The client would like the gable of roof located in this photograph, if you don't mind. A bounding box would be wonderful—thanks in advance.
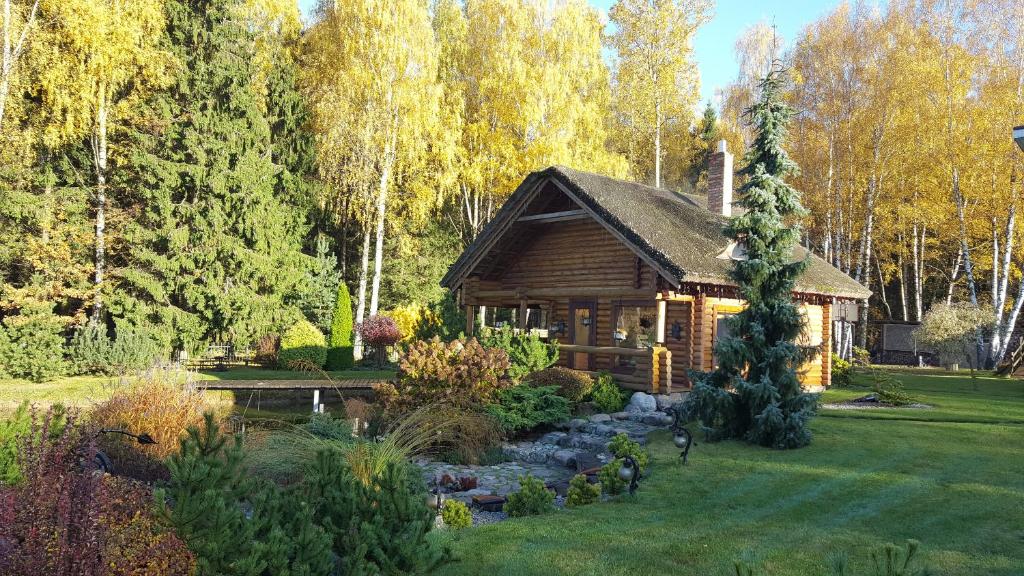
[442,165,871,300]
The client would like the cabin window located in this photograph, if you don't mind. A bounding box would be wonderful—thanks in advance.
[611,301,657,372]
[481,306,549,338]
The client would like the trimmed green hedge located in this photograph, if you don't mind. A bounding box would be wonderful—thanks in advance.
[278,319,327,369]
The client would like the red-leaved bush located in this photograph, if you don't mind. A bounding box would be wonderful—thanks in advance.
[358,315,403,367]
[0,407,193,576]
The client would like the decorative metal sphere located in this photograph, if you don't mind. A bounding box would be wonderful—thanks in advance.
[673,432,690,449]
[618,462,634,482]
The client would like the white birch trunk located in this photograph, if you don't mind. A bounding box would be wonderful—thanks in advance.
[91,87,108,323]
[0,0,38,132]
[353,223,371,360]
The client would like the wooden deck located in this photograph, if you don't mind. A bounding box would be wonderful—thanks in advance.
[199,379,388,391]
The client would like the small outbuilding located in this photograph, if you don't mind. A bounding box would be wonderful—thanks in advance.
[441,143,871,393]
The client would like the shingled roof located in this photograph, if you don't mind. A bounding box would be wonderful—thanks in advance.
[442,165,871,300]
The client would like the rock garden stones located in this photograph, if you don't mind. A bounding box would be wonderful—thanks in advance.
[625,391,657,413]
[588,413,612,423]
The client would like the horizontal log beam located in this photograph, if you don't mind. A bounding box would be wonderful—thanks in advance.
[558,344,654,357]
[517,209,587,223]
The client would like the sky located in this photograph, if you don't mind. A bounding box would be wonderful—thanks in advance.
[295,0,840,109]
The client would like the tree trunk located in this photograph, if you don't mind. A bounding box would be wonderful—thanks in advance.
[991,203,1017,362]
[654,98,662,188]
[0,0,38,132]
[945,247,961,306]
[353,222,371,360]
[90,88,108,324]
[368,122,397,319]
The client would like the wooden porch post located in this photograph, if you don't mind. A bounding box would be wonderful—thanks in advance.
[656,299,667,343]
[518,299,529,331]
[465,305,475,337]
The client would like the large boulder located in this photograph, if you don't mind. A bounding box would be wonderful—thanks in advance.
[625,391,657,413]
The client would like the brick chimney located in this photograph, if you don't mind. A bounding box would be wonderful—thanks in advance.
[707,139,733,217]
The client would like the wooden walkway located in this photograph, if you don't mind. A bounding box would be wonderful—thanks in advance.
[199,379,388,391]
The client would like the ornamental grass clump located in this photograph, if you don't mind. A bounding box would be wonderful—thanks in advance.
[680,65,818,449]
[89,371,212,481]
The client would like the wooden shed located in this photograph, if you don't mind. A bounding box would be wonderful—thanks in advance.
[441,152,871,394]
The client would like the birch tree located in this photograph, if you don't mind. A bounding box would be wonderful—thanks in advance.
[609,0,709,188]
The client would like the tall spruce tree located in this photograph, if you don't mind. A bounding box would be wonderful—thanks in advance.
[119,0,311,353]
[682,65,817,449]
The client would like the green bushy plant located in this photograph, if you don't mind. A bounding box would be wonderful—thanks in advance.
[277,318,327,369]
[0,401,67,485]
[504,474,555,517]
[607,432,649,473]
[326,281,354,370]
[391,336,511,412]
[302,448,447,573]
[305,412,350,440]
[872,373,916,406]
[0,302,66,382]
[590,371,627,413]
[597,460,625,496]
[414,290,467,342]
[68,322,164,376]
[479,326,558,382]
[565,473,600,507]
[527,366,593,402]
[485,384,571,435]
[441,499,472,530]
[831,353,853,387]
[160,413,334,576]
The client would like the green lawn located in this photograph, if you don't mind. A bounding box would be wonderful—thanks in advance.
[440,372,1024,576]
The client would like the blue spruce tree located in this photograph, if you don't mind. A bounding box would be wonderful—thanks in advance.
[683,65,817,449]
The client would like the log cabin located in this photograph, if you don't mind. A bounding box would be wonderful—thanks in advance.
[441,142,871,394]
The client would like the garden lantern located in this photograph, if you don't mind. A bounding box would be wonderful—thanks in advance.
[1015,125,1024,152]
[672,426,693,465]
[617,455,641,495]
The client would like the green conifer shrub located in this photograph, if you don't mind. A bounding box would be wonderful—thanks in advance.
[484,384,571,435]
[597,461,625,496]
[441,500,472,530]
[302,448,447,573]
[504,474,555,517]
[527,366,593,402]
[680,65,818,449]
[159,413,333,575]
[607,432,648,473]
[565,474,600,507]
[590,371,627,413]
[68,322,163,376]
[392,337,511,411]
[479,326,558,382]
[278,319,327,369]
[326,281,354,370]
[0,302,66,382]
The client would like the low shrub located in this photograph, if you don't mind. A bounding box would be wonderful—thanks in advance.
[0,401,67,485]
[0,408,194,575]
[485,384,571,435]
[68,322,163,376]
[302,449,447,573]
[565,473,600,507]
[89,373,210,481]
[590,371,627,413]
[0,301,66,382]
[441,499,473,529]
[597,460,626,496]
[161,414,334,575]
[413,290,467,342]
[253,333,280,367]
[393,337,511,412]
[278,319,328,369]
[479,326,559,382]
[504,474,555,517]
[306,412,351,440]
[831,353,854,387]
[527,366,593,402]
[873,376,917,406]
[608,432,648,473]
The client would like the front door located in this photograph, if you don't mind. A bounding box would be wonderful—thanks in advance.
[569,300,596,370]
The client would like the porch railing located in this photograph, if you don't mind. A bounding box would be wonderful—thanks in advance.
[558,344,673,394]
